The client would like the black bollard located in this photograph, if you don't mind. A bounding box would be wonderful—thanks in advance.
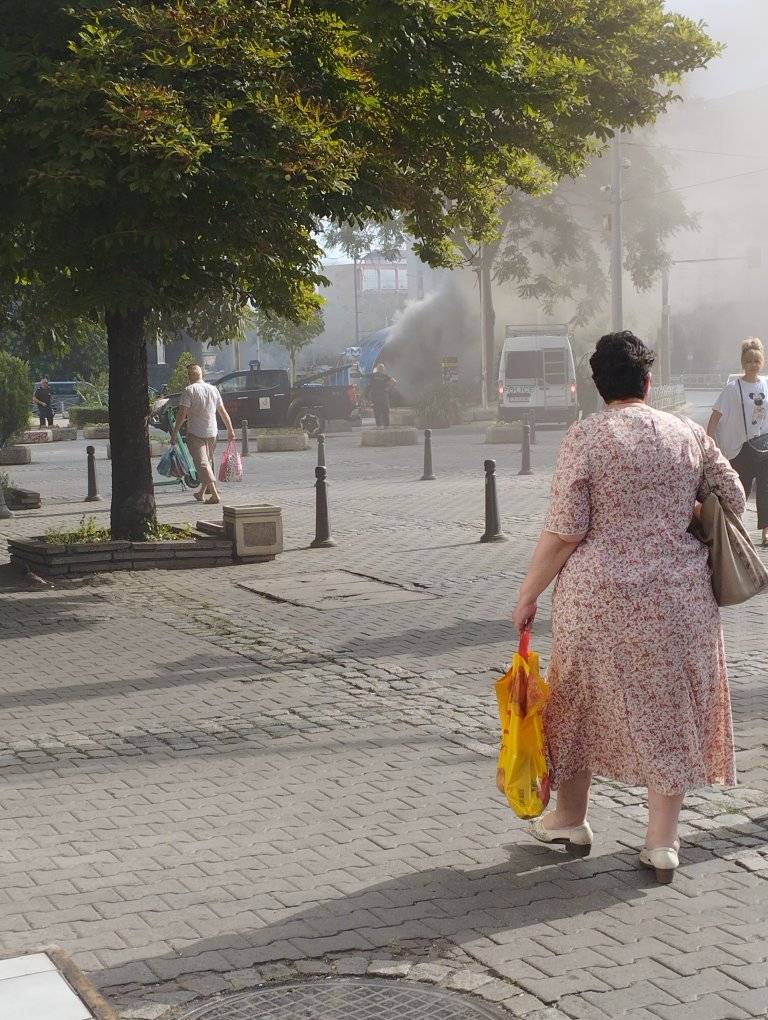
[519,424,533,476]
[84,445,102,502]
[310,465,336,547]
[241,419,250,457]
[480,458,507,543]
[528,412,537,446]
[420,428,436,481]
[317,433,326,468]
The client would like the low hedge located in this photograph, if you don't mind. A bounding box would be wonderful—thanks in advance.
[68,406,110,427]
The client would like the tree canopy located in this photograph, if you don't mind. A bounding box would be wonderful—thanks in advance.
[0,0,718,535]
[1,1,718,323]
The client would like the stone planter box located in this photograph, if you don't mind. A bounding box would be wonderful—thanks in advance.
[256,432,308,452]
[52,428,78,441]
[0,446,32,465]
[361,427,418,447]
[3,486,41,510]
[485,423,523,444]
[83,426,110,440]
[389,408,417,427]
[8,530,234,578]
[19,429,53,444]
[222,504,283,562]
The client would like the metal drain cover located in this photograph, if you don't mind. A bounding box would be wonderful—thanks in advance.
[177,978,510,1019]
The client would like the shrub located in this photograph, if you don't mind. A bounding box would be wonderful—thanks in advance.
[68,406,110,427]
[0,352,32,448]
[413,381,470,428]
[166,351,195,394]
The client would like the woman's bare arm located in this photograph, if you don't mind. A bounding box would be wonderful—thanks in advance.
[706,409,722,440]
[512,530,585,633]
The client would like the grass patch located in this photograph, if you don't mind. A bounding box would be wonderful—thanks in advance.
[45,516,195,544]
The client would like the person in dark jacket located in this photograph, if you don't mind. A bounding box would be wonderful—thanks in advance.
[33,377,54,427]
[367,364,396,427]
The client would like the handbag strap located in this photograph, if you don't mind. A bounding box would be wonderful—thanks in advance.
[680,415,714,498]
[737,378,750,443]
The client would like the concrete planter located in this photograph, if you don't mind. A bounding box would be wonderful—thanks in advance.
[485,423,523,444]
[8,530,234,578]
[3,487,41,510]
[52,428,78,442]
[222,504,283,562]
[83,426,110,440]
[361,427,418,447]
[389,408,417,427]
[19,429,53,444]
[256,432,308,452]
[0,446,32,465]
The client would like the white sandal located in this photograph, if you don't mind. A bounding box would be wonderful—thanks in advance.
[528,814,593,857]
[639,846,679,884]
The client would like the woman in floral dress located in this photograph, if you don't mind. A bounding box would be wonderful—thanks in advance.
[512,331,746,882]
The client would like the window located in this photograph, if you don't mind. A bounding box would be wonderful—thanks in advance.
[251,371,289,391]
[361,268,379,291]
[505,351,543,379]
[217,374,249,394]
[543,349,567,385]
[397,269,409,290]
[380,268,397,290]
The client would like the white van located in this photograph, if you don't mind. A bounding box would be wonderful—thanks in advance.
[497,325,578,424]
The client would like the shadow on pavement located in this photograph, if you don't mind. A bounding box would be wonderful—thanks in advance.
[92,817,768,996]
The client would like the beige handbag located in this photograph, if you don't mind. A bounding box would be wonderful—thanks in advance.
[686,420,768,607]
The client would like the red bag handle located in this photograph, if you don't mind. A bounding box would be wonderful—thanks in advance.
[518,629,531,659]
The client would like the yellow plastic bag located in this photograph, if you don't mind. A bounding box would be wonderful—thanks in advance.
[495,630,551,819]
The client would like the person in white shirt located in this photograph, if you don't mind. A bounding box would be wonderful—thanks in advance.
[171,364,235,505]
[707,337,768,545]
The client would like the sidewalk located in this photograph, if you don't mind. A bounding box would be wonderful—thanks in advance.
[1,416,768,1020]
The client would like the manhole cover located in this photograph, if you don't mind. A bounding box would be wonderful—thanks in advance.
[177,978,510,1019]
[238,570,433,610]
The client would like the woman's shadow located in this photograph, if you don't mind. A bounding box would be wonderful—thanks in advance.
[93,815,768,995]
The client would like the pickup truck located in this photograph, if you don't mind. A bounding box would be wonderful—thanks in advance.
[154,366,359,436]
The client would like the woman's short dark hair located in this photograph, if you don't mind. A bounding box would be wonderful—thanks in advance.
[590,331,655,403]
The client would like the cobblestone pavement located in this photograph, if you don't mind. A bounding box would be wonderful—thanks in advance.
[2,395,768,1020]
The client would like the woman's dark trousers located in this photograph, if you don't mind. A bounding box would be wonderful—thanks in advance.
[731,442,768,528]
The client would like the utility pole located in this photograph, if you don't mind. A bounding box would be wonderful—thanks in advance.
[610,134,624,332]
[479,242,489,410]
[353,256,360,345]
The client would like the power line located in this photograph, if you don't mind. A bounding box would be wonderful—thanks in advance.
[626,165,768,201]
[623,140,768,161]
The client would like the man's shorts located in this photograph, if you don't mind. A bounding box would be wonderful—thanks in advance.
[186,433,217,486]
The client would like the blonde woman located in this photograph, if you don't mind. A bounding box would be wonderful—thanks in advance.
[707,337,768,545]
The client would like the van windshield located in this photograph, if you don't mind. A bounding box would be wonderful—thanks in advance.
[505,351,543,379]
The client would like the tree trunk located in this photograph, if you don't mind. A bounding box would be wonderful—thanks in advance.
[289,349,296,387]
[480,261,497,405]
[105,308,156,539]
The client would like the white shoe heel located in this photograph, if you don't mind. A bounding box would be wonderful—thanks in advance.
[639,846,679,884]
[528,815,594,856]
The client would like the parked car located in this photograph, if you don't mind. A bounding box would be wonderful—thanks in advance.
[44,380,81,414]
[153,366,359,436]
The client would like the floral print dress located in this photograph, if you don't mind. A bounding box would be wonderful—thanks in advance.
[544,406,746,794]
